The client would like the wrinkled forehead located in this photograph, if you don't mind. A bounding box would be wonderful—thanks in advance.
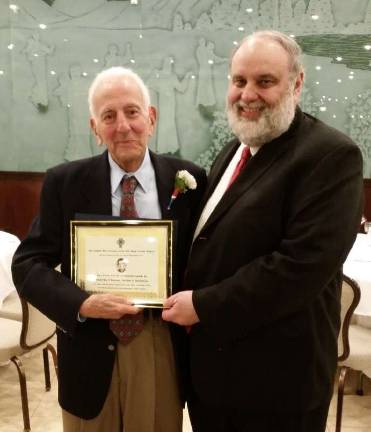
[93,76,146,110]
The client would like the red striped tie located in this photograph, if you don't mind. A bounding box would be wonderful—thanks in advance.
[228,146,250,187]
[110,176,144,344]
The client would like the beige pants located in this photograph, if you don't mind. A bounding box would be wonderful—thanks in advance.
[62,316,182,432]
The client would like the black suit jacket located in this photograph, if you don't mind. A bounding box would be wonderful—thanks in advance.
[186,109,363,413]
[12,150,206,419]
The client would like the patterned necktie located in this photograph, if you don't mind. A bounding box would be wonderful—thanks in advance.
[120,176,139,218]
[110,176,144,344]
[228,146,251,187]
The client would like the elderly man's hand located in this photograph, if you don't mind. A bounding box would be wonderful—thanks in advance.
[162,290,200,326]
[79,294,142,319]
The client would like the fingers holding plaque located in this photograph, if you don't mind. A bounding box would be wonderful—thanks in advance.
[71,220,173,308]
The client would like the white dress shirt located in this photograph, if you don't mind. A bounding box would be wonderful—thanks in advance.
[193,143,258,240]
[108,149,161,219]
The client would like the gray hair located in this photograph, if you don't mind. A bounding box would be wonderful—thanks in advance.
[231,30,304,79]
[88,66,151,119]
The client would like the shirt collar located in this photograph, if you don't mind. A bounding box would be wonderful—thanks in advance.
[241,142,258,156]
[108,148,152,194]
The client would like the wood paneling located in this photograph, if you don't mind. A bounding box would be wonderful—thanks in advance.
[0,172,44,239]
[364,179,371,221]
[0,172,370,240]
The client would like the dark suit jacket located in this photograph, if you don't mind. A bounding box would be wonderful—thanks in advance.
[186,109,363,413]
[12,150,206,419]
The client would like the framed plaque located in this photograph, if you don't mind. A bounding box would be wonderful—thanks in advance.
[71,219,173,308]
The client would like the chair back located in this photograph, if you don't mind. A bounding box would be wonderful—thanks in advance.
[338,274,361,361]
[20,298,56,350]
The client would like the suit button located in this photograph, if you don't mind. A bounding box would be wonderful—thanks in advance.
[57,325,67,334]
[108,344,115,351]
[217,347,223,352]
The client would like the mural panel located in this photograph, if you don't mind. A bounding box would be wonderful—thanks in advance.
[0,0,370,175]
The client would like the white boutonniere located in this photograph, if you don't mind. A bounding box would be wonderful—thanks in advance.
[167,170,197,210]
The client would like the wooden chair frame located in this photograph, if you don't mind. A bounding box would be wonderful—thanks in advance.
[4,299,58,431]
[335,274,361,432]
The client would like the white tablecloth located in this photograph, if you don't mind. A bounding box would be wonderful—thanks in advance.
[0,231,20,307]
[343,233,371,327]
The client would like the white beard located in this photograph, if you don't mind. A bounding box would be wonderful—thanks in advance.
[227,88,297,148]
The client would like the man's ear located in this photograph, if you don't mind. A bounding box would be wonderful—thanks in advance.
[90,118,102,145]
[148,106,157,137]
[293,71,304,102]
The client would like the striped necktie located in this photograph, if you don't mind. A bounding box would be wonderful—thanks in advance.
[109,176,144,344]
[228,146,250,187]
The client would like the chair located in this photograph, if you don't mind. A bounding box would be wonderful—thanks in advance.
[0,290,22,321]
[335,274,371,432]
[0,298,58,431]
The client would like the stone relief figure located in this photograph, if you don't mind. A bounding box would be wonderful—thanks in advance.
[173,12,184,31]
[121,42,135,66]
[210,0,241,29]
[195,12,212,30]
[147,57,193,156]
[195,38,227,111]
[104,42,135,68]
[23,33,54,109]
[54,64,92,161]
[104,43,121,68]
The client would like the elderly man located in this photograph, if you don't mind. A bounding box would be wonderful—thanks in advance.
[163,31,363,432]
[12,67,206,432]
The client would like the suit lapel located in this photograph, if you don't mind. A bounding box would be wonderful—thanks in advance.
[150,151,174,218]
[79,151,112,215]
[199,111,302,235]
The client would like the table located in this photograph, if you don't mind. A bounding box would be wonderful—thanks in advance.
[0,231,20,307]
[343,233,371,328]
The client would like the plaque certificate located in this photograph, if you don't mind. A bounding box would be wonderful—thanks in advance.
[71,220,173,308]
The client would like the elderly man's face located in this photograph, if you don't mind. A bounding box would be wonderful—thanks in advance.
[227,38,303,147]
[90,77,156,172]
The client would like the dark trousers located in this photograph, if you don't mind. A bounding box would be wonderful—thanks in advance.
[188,397,330,432]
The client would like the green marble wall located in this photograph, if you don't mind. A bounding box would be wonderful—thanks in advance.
[0,0,370,175]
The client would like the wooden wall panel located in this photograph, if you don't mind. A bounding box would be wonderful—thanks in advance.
[0,172,44,239]
[364,179,371,221]
[0,172,370,240]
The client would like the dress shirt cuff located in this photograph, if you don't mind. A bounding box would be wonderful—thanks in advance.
[77,312,87,322]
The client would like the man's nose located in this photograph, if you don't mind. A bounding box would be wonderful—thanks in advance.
[241,84,259,102]
[116,112,130,132]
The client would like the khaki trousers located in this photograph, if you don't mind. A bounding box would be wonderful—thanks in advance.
[62,315,182,432]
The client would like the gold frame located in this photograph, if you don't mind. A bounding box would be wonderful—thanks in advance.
[70,220,173,308]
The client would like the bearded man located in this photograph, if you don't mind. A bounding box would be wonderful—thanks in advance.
[162,30,364,432]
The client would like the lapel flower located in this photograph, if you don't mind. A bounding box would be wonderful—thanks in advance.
[167,170,197,210]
